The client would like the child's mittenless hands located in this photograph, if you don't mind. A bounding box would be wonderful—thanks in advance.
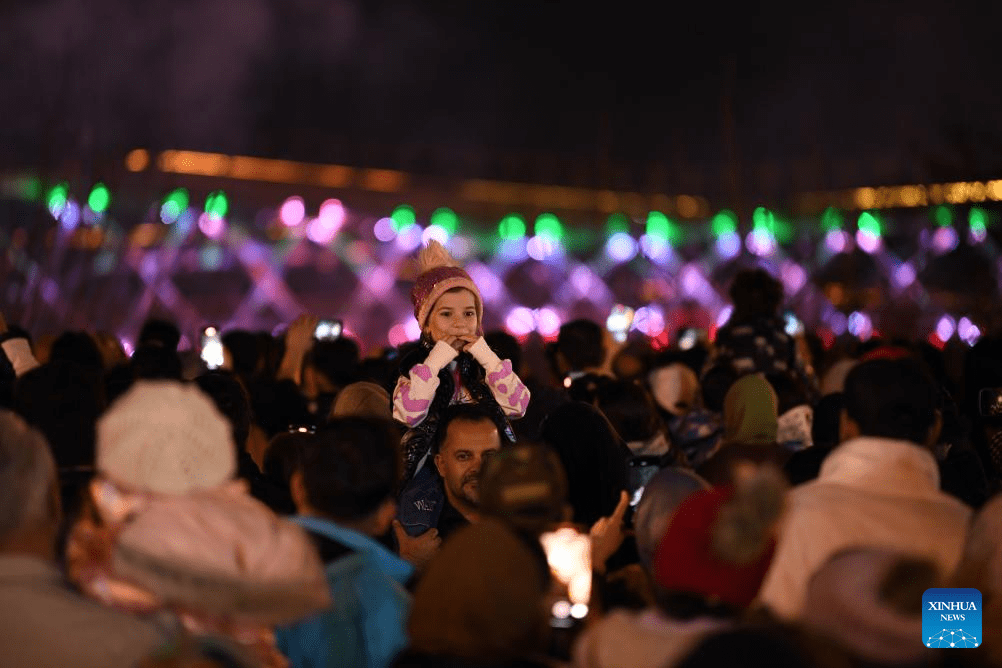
[442,334,477,353]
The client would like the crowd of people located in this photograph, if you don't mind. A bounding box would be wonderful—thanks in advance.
[1,242,1001,668]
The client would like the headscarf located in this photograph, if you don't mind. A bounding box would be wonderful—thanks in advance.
[330,381,392,420]
[722,375,778,446]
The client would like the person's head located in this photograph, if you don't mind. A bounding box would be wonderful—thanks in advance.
[596,379,663,445]
[330,381,392,420]
[612,340,653,382]
[634,468,710,568]
[433,403,502,514]
[0,410,59,557]
[411,240,484,341]
[479,442,570,534]
[306,337,360,394]
[138,319,181,351]
[195,371,253,451]
[221,330,263,379]
[648,362,701,418]
[291,418,400,535]
[701,362,739,413]
[723,374,779,446]
[131,343,183,381]
[49,331,103,372]
[728,269,784,322]
[556,319,605,373]
[841,358,940,447]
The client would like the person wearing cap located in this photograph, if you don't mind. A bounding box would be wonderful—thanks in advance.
[756,358,972,620]
[393,240,529,483]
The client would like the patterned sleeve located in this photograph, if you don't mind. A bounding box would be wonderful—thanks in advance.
[391,341,458,427]
[467,338,530,419]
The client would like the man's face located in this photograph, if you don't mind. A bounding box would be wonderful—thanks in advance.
[434,417,501,511]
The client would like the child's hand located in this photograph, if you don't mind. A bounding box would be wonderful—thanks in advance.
[442,334,476,353]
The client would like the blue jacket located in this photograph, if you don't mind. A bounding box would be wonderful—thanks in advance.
[276,516,414,668]
[397,463,445,537]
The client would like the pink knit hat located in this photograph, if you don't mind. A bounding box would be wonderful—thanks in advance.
[411,240,483,332]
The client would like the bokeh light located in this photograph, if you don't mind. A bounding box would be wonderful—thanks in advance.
[87,183,110,214]
[430,207,459,235]
[936,315,956,341]
[534,213,564,241]
[373,217,396,242]
[715,232,742,258]
[605,232,638,262]
[280,196,306,227]
[498,213,527,240]
[847,311,872,340]
[506,307,536,337]
[390,205,416,233]
[931,226,959,254]
[204,191,228,219]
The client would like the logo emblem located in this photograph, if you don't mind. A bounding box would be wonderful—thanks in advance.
[923,588,982,649]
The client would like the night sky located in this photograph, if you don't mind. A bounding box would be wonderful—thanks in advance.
[2,0,1001,186]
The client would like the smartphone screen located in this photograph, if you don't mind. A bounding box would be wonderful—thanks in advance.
[200,326,224,370]
[539,527,592,626]
[315,319,343,341]
[678,328,699,351]
[784,312,804,337]
[628,457,661,506]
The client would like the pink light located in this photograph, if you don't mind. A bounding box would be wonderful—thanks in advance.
[536,308,561,338]
[388,324,410,347]
[746,230,776,257]
[931,227,958,254]
[404,318,422,341]
[467,263,503,302]
[781,262,807,295]
[373,217,396,242]
[198,213,225,238]
[395,224,423,252]
[633,306,665,336]
[570,266,596,297]
[526,235,558,261]
[280,197,306,227]
[364,266,395,297]
[319,199,346,230]
[893,263,916,289]
[824,230,849,253]
[505,307,536,336]
[716,305,733,328]
[119,338,135,357]
[855,230,881,254]
[640,234,671,263]
[307,217,338,244]
[936,315,956,341]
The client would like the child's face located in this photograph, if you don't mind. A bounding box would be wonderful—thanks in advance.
[425,289,478,342]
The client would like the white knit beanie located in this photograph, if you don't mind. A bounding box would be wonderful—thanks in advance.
[97,380,237,494]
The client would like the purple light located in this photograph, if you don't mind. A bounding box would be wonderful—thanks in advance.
[59,201,80,231]
[633,305,665,336]
[404,318,422,340]
[307,217,338,244]
[894,263,916,289]
[364,266,395,297]
[855,230,881,254]
[606,233,638,262]
[746,229,776,257]
[467,263,503,302]
[198,213,226,238]
[936,315,956,341]
[41,278,59,304]
[640,234,671,263]
[280,196,306,227]
[781,262,807,295]
[373,217,396,242]
[422,225,449,246]
[526,235,558,261]
[970,226,988,244]
[830,311,848,335]
[847,311,872,340]
[824,230,849,254]
[959,317,982,346]
[680,265,712,302]
[120,338,135,357]
[931,227,959,254]
[715,232,742,259]
[498,238,528,263]
[716,305,733,328]
[505,307,536,336]
[570,266,596,297]
[448,236,475,261]
[394,224,423,252]
[536,308,561,337]
[318,199,346,230]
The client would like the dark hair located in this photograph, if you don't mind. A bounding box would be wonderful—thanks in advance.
[484,330,522,374]
[49,331,103,371]
[556,319,605,371]
[432,402,502,455]
[131,344,182,380]
[308,337,360,388]
[811,393,844,450]
[596,380,662,443]
[729,269,783,322]
[843,358,938,445]
[138,318,181,351]
[222,330,263,378]
[701,363,739,413]
[195,371,253,450]
[297,418,401,521]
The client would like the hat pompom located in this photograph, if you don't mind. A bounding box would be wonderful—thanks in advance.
[711,466,786,565]
[417,240,459,274]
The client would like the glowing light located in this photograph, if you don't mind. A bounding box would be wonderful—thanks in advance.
[933,205,952,227]
[506,307,536,336]
[536,308,561,338]
[363,266,395,297]
[430,207,459,235]
[857,211,882,236]
[633,305,665,337]
[404,318,422,340]
[781,262,807,295]
[746,229,776,256]
[969,208,988,243]
[856,230,881,253]
[606,305,635,342]
[855,187,877,209]
[390,205,416,233]
[571,603,589,619]
[894,263,916,288]
[830,311,848,335]
[319,199,346,231]
[199,245,224,270]
[86,183,110,214]
[711,210,738,236]
[571,266,597,297]
[680,265,713,302]
[534,213,564,241]
[527,235,559,261]
[373,217,396,242]
[959,317,982,346]
[825,229,849,253]
[715,232,742,258]
[847,311,872,340]
[204,191,228,219]
[716,305,733,328]
[280,196,306,227]
[388,323,412,347]
[307,217,339,244]
[394,224,423,252]
[467,263,503,302]
[606,232,638,262]
[646,211,681,244]
[936,315,956,341]
[640,234,672,262]
[125,149,150,172]
[447,235,476,261]
[498,214,527,240]
[931,226,958,254]
[552,601,571,620]
[422,225,449,245]
[59,201,80,231]
[498,238,528,262]
[47,183,69,218]
[198,212,226,238]
[161,188,189,224]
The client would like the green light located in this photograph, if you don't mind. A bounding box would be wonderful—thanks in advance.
[47,183,68,214]
[534,213,564,241]
[645,211,682,244]
[711,210,738,236]
[165,188,189,212]
[204,191,228,219]
[606,213,630,236]
[19,177,41,201]
[752,207,772,230]
[88,183,110,213]
[390,204,415,233]
[933,205,952,228]
[430,207,459,235]
[821,207,843,232]
[498,214,526,240]
[857,211,882,236]
[970,207,988,230]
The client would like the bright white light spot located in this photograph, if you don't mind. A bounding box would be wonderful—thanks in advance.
[536,308,561,337]
[936,315,956,341]
[280,196,305,227]
[606,232,638,262]
[403,318,422,341]
[506,307,536,336]
[318,199,346,230]
[746,229,776,256]
[307,217,339,244]
[571,603,589,619]
[422,224,449,246]
[551,601,571,619]
[847,311,872,340]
